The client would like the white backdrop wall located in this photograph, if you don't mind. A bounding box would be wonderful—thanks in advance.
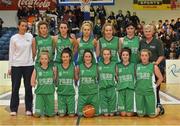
[0,11,18,27]
[0,0,180,27]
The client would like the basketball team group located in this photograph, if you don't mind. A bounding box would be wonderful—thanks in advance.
[8,19,165,118]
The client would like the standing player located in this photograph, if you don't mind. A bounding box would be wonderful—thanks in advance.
[135,49,164,117]
[120,23,140,64]
[31,51,56,117]
[75,50,99,116]
[32,21,55,65]
[98,48,117,116]
[116,48,135,117]
[54,21,77,64]
[99,22,121,63]
[77,21,99,64]
[57,48,76,117]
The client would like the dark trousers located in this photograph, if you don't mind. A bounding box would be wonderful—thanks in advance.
[156,64,164,105]
[156,84,161,105]
[10,66,34,112]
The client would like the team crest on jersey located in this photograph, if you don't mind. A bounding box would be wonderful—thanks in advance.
[137,67,140,71]
[26,39,30,42]
[81,70,84,74]
[59,72,62,76]
[39,40,43,45]
[79,44,83,47]
[102,43,106,47]
[38,72,42,76]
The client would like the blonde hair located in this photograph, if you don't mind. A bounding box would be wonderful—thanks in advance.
[102,23,116,36]
[143,24,155,34]
[140,49,152,57]
[81,20,93,32]
[40,51,50,61]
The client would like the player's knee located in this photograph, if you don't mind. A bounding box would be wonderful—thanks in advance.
[120,112,126,117]
[126,112,134,117]
[149,115,157,118]
[59,114,65,117]
[137,114,145,117]
[69,114,75,117]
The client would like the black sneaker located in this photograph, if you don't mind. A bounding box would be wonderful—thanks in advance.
[158,105,165,115]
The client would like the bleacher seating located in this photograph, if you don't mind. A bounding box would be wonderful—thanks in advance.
[0,27,18,60]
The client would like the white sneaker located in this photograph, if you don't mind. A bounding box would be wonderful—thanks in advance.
[10,112,17,116]
[26,111,32,116]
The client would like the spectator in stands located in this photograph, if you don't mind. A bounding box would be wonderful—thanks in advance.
[17,6,25,20]
[0,17,3,37]
[116,10,124,24]
[157,20,163,32]
[116,10,125,34]
[108,11,116,20]
[170,19,176,30]
[174,18,180,41]
[136,23,143,38]
[165,42,179,59]
[161,26,177,49]
[51,8,58,16]
[130,12,140,27]
[94,19,102,39]
[139,24,165,114]
[45,7,52,14]
[90,6,96,24]
[8,19,34,116]
[49,17,56,35]
[162,19,169,32]
[74,6,83,27]
[124,11,131,27]
[96,6,106,25]
[32,16,41,37]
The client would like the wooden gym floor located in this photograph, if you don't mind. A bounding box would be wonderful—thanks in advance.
[0,83,180,126]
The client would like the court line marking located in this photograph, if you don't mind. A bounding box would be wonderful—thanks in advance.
[160,91,180,102]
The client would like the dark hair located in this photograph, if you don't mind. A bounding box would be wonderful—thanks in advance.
[125,22,136,29]
[61,47,72,61]
[58,21,70,35]
[82,49,94,63]
[119,47,131,61]
[18,19,28,25]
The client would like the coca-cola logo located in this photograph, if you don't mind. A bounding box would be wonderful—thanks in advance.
[18,0,51,8]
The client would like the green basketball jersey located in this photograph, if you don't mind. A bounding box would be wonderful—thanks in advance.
[122,36,140,63]
[55,34,73,63]
[116,63,135,90]
[35,35,54,63]
[57,63,75,95]
[78,37,96,64]
[35,65,55,94]
[98,61,116,89]
[79,64,98,95]
[99,36,119,62]
[136,63,155,95]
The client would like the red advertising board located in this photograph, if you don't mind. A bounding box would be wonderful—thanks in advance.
[0,0,57,10]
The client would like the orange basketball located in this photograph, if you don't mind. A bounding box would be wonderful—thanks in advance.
[83,104,96,118]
